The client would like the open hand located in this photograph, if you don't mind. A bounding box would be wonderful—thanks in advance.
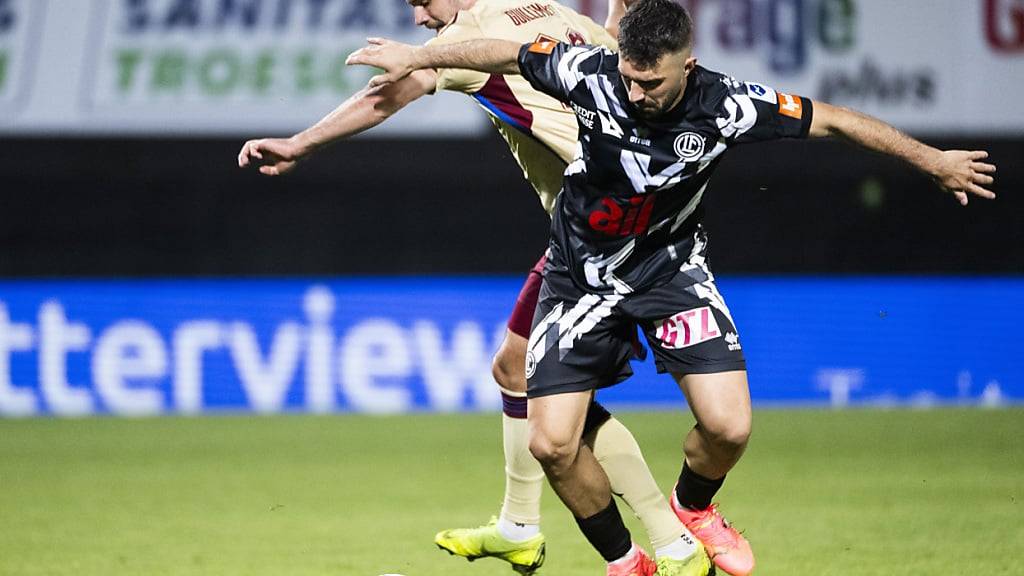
[237,137,305,176]
[346,38,418,88]
[930,150,997,206]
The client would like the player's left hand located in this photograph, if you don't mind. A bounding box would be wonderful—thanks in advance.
[930,150,997,206]
[346,38,418,88]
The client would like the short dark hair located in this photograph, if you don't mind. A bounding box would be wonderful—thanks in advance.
[618,0,694,69]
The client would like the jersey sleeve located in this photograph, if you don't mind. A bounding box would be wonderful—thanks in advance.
[424,13,490,94]
[715,79,814,144]
[517,41,604,104]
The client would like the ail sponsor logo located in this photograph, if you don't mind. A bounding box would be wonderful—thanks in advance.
[655,306,721,350]
[588,195,657,237]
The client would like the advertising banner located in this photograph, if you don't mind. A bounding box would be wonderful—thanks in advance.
[0,277,1020,417]
[0,0,1022,136]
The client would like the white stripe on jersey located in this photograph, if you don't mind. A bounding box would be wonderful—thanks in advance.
[600,76,627,117]
[557,46,604,94]
[583,238,637,291]
[620,150,688,193]
[716,94,758,139]
[565,141,586,176]
[670,181,710,233]
[682,233,737,327]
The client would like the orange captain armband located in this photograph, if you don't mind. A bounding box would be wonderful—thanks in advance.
[527,40,557,55]
[777,93,804,119]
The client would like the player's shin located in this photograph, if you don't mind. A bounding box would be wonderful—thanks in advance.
[591,416,699,560]
[499,388,544,539]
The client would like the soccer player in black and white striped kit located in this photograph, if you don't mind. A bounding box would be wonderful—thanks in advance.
[348,1,997,574]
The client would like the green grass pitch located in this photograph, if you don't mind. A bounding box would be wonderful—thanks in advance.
[1,408,1020,576]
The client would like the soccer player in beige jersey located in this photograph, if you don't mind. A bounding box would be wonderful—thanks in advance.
[237,1,715,575]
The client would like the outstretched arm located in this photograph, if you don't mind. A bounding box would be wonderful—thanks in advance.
[809,102,997,205]
[347,38,521,88]
[238,69,437,176]
[604,0,636,40]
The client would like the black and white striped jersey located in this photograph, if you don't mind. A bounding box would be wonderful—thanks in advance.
[517,41,813,294]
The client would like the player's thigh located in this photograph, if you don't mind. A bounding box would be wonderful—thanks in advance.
[675,366,749,426]
[527,389,593,459]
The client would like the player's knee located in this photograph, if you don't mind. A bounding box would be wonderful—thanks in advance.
[704,418,751,455]
[492,345,527,394]
[528,431,578,475]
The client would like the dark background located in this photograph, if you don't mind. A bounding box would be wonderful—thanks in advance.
[1,135,1020,276]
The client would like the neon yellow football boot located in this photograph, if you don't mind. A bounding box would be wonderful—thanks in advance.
[435,517,546,575]
[654,543,715,576]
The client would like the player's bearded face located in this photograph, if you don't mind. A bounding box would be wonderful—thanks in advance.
[408,0,459,30]
[620,50,697,119]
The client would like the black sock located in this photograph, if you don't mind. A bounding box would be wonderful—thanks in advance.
[675,460,724,510]
[575,499,632,562]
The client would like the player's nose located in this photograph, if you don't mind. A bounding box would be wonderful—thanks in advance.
[628,83,645,104]
[413,6,430,26]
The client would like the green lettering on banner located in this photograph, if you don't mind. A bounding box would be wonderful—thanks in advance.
[199,49,240,95]
[328,53,349,93]
[153,50,187,93]
[107,46,381,99]
[294,50,315,95]
[818,0,856,51]
[116,49,142,91]
[253,51,274,94]
[0,51,7,92]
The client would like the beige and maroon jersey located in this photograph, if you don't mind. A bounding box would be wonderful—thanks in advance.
[425,0,617,215]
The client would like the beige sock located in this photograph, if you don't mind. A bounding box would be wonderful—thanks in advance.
[499,406,544,525]
[590,416,687,549]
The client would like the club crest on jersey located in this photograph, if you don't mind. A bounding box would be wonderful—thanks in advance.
[525,351,538,378]
[673,132,705,161]
[654,306,721,349]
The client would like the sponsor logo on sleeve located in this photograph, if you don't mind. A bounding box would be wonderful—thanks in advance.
[778,93,804,119]
[746,82,777,104]
[654,306,721,349]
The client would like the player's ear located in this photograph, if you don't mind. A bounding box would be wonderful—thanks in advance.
[684,56,697,74]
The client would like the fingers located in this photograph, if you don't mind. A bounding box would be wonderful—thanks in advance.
[954,191,968,206]
[237,142,250,167]
[971,172,994,186]
[237,140,263,167]
[259,165,279,177]
[368,74,392,88]
[969,150,989,161]
[966,182,996,199]
[971,161,997,174]
[345,48,369,66]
